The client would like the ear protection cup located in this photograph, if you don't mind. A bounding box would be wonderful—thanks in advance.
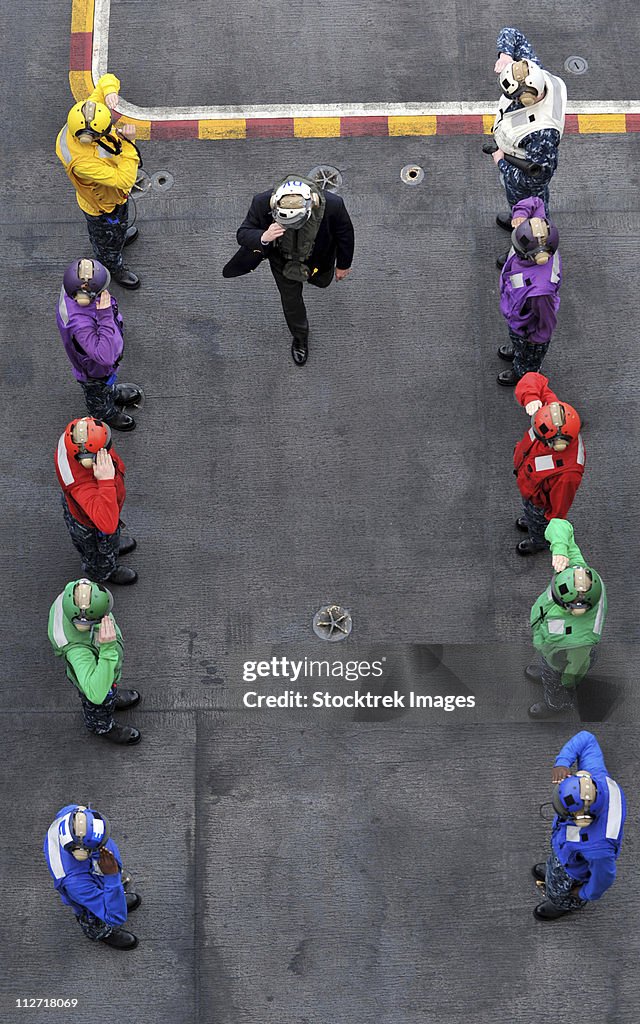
[269,193,277,210]
[520,89,538,107]
[75,291,92,306]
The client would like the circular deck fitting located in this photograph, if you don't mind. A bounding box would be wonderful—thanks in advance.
[564,56,588,75]
[131,170,152,196]
[151,171,175,192]
[400,164,424,185]
[308,165,343,192]
[312,604,353,641]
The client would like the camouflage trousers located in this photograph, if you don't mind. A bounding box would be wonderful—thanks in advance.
[83,201,129,274]
[76,682,117,735]
[61,495,120,582]
[521,498,549,550]
[543,849,588,911]
[80,377,119,421]
[509,329,549,379]
[501,169,550,216]
[537,649,598,711]
[76,908,114,941]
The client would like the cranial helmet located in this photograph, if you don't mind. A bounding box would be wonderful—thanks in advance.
[59,805,111,861]
[63,258,110,306]
[62,579,113,631]
[67,99,113,143]
[512,217,559,265]
[270,178,319,229]
[532,401,580,451]
[499,59,546,106]
[551,565,602,615]
[552,771,597,826]
[63,417,112,469]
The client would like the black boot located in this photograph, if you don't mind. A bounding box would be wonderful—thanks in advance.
[114,383,143,406]
[114,688,141,710]
[516,539,546,556]
[101,723,142,745]
[105,409,136,431]
[496,252,509,269]
[498,344,515,361]
[107,565,138,585]
[534,900,572,921]
[291,337,308,366]
[531,863,546,883]
[496,213,513,232]
[112,269,141,290]
[528,701,568,720]
[524,663,543,683]
[126,892,142,913]
[497,368,520,387]
[101,928,138,949]
[515,516,529,532]
[118,534,137,556]
[124,226,139,247]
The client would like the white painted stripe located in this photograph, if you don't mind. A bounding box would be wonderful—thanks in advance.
[52,594,68,649]
[57,432,75,486]
[593,583,606,635]
[46,817,67,880]
[87,8,640,122]
[577,434,585,466]
[605,777,623,839]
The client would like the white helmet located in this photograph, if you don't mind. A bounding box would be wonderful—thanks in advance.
[499,60,546,106]
[270,179,317,229]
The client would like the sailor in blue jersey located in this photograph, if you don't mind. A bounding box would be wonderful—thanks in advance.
[533,732,626,920]
[43,804,141,949]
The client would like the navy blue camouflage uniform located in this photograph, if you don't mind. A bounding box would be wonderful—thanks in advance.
[61,494,121,583]
[496,28,561,215]
[83,201,129,276]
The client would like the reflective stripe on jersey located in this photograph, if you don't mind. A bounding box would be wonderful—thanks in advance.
[51,594,67,649]
[58,288,70,326]
[605,778,623,839]
[58,127,72,165]
[534,454,555,471]
[56,432,75,486]
[577,434,585,465]
[547,618,565,635]
[593,588,606,635]
[550,250,561,284]
[510,272,525,289]
[46,816,66,880]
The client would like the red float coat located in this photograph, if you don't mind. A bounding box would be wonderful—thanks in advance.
[54,433,126,534]
[513,373,585,519]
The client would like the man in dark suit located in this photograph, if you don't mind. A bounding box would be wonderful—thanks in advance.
[223,175,355,366]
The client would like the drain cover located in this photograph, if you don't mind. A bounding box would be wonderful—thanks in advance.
[401,164,424,185]
[152,170,175,192]
[564,55,588,75]
[313,604,353,641]
[308,165,342,192]
[131,170,152,195]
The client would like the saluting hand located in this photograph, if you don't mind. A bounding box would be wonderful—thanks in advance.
[552,554,569,573]
[494,53,512,74]
[96,290,111,311]
[261,223,285,243]
[552,766,572,784]
[93,448,115,481]
[525,400,543,415]
[104,92,119,111]
[97,615,117,645]
[98,848,120,875]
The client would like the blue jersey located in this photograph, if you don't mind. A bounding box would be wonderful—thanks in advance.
[43,804,127,926]
[551,733,626,900]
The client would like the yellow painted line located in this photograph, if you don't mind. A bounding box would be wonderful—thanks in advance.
[294,117,341,138]
[71,0,94,34]
[388,115,437,136]
[69,69,95,101]
[482,113,494,134]
[578,113,626,134]
[199,119,247,140]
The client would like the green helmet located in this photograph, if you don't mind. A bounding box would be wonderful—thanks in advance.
[551,565,602,615]
[61,578,113,630]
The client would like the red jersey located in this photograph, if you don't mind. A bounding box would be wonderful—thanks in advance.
[513,373,585,518]
[55,433,126,534]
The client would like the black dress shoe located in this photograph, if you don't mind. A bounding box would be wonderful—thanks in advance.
[496,213,513,232]
[124,226,139,246]
[291,337,308,366]
[496,252,509,269]
[115,688,141,710]
[114,383,143,406]
[106,410,136,431]
[126,892,142,913]
[112,269,141,289]
[108,565,139,585]
[118,534,137,556]
[497,368,519,387]
[528,701,568,720]
[533,900,571,921]
[498,344,515,361]
[516,516,529,532]
[101,928,139,949]
[524,663,543,682]
[516,539,546,556]
[531,863,547,883]
[102,723,142,744]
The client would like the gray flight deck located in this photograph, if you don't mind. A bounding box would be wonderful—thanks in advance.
[1,2,640,1022]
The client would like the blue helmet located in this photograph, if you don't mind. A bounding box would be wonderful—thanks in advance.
[59,805,110,859]
[552,772,597,824]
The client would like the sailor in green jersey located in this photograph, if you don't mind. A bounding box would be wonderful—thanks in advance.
[48,578,142,744]
[525,518,606,719]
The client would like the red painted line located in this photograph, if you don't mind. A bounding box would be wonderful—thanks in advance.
[436,114,484,135]
[563,113,580,134]
[340,115,389,136]
[625,113,640,131]
[151,120,200,140]
[69,31,92,70]
[246,118,295,139]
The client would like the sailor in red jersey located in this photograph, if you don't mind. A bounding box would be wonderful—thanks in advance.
[512,373,585,556]
[55,417,138,584]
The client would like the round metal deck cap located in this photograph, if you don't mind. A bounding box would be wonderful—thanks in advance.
[400,164,424,185]
[564,56,588,75]
[313,604,353,641]
[308,166,343,192]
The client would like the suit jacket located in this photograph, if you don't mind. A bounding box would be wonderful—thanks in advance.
[236,189,355,273]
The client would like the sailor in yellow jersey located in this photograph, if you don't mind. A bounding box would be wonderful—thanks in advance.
[56,73,142,289]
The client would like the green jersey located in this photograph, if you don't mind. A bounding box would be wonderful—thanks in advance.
[48,592,123,704]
